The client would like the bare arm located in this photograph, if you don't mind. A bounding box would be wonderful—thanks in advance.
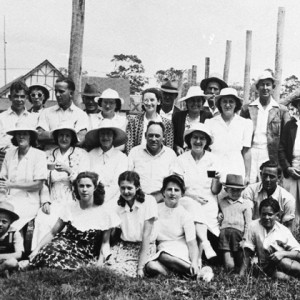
[242,147,251,185]
[137,218,155,278]
[211,171,222,195]
[0,179,44,193]
[187,239,199,276]
[97,229,111,265]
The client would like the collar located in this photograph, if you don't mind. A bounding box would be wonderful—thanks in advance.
[122,200,143,213]
[257,182,279,198]
[250,97,279,108]
[225,196,244,204]
[259,219,280,234]
[54,102,75,111]
[13,146,32,160]
[143,144,165,157]
[7,107,28,116]
[96,146,115,157]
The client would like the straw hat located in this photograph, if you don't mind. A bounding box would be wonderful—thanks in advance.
[183,123,214,146]
[80,83,101,97]
[160,80,179,94]
[85,119,127,149]
[255,70,275,89]
[200,73,228,91]
[51,123,79,144]
[178,86,209,103]
[215,88,243,108]
[29,84,50,101]
[222,174,245,189]
[95,88,124,106]
[0,201,19,222]
[7,123,38,140]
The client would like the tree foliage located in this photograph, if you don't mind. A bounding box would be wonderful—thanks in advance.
[106,54,148,94]
[155,68,184,85]
[280,75,300,98]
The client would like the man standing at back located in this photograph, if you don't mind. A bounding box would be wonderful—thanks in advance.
[200,73,228,116]
[240,70,290,183]
[37,77,88,149]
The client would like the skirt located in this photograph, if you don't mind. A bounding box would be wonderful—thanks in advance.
[107,241,156,277]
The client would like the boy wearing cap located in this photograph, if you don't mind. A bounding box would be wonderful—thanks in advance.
[240,70,290,183]
[0,201,23,274]
[218,174,252,272]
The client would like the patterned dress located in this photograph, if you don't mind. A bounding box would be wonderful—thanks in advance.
[30,201,120,270]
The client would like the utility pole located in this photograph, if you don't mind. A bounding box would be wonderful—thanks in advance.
[223,40,231,83]
[3,16,7,85]
[243,30,252,105]
[68,0,85,107]
[205,57,210,79]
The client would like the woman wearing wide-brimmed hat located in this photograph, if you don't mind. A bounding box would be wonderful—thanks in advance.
[172,86,212,156]
[279,97,300,219]
[0,124,47,231]
[32,122,90,248]
[173,123,222,264]
[86,119,128,210]
[205,88,253,184]
[125,88,174,155]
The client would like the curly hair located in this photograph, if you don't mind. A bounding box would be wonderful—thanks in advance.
[11,131,38,148]
[73,172,105,206]
[53,129,78,147]
[117,171,145,207]
[161,174,186,195]
[141,88,162,113]
[10,81,29,95]
[259,197,280,214]
[259,160,282,177]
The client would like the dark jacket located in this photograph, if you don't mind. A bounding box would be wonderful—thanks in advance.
[278,117,298,178]
[172,110,213,150]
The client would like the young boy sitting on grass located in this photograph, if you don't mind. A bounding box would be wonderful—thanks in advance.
[218,174,253,272]
[240,198,300,279]
[0,201,23,274]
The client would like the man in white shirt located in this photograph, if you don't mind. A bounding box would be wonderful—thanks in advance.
[128,121,177,202]
[37,78,88,149]
[0,81,35,150]
[240,70,290,183]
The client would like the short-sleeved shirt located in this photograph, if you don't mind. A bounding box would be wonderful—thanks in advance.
[116,195,158,242]
[156,203,196,243]
[128,145,176,194]
[60,201,120,232]
[242,182,295,223]
[0,108,36,148]
[37,103,88,133]
[244,219,300,267]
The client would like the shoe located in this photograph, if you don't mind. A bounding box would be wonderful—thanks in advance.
[202,241,217,260]
[198,266,214,282]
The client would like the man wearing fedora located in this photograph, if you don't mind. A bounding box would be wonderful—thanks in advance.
[37,78,88,149]
[160,80,181,120]
[240,70,290,183]
[242,160,295,231]
[279,96,300,220]
[200,73,228,116]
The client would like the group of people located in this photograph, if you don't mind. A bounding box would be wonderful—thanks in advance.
[0,69,299,281]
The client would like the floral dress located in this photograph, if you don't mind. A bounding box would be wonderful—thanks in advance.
[30,201,120,270]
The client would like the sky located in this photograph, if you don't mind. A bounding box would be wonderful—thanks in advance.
[1,0,300,88]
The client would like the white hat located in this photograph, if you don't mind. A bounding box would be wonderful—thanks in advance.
[183,123,214,146]
[215,87,243,109]
[51,122,79,144]
[255,70,275,88]
[7,122,38,140]
[85,119,127,149]
[178,86,209,102]
[95,88,124,106]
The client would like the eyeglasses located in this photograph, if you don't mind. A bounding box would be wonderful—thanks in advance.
[30,92,43,98]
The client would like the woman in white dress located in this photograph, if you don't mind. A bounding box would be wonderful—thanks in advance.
[205,88,253,184]
[32,124,90,248]
[0,126,47,231]
[145,174,198,277]
[173,123,222,262]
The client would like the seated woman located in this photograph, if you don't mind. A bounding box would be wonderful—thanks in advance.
[28,172,119,270]
[240,198,300,279]
[32,123,90,248]
[172,86,212,155]
[107,171,157,278]
[173,123,222,263]
[145,175,198,277]
[125,88,174,154]
[0,125,47,232]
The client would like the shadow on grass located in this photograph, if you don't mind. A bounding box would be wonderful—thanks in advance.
[1,266,300,300]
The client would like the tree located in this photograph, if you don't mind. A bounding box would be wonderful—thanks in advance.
[106,54,148,94]
[155,67,184,85]
[280,75,300,98]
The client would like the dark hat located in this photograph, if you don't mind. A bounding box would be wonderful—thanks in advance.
[200,73,228,91]
[0,201,19,222]
[80,83,100,97]
[29,84,50,101]
[291,97,300,108]
[223,174,245,189]
[161,80,179,94]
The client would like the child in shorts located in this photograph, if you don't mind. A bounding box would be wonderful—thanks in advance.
[0,201,23,275]
[218,174,252,272]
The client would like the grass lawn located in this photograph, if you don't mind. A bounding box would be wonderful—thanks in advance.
[1,266,300,300]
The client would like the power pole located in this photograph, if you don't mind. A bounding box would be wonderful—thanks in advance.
[3,16,7,85]
[223,40,231,83]
[243,30,252,105]
[68,0,85,107]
